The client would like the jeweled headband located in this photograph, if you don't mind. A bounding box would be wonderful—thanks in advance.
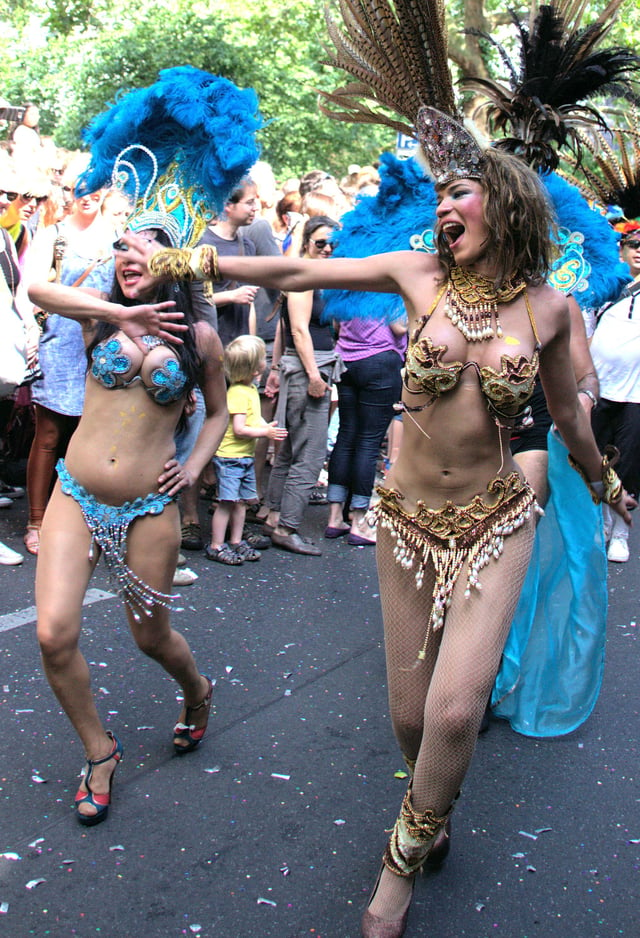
[416,107,485,187]
[112,144,204,249]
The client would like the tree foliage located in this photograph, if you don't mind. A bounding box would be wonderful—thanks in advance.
[0,0,392,178]
[0,0,638,180]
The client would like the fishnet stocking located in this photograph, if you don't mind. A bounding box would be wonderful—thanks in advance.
[367,514,535,921]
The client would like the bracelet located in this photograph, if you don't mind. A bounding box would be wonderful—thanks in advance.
[578,388,598,407]
[148,246,221,283]
[148,247,192,281]
[188,245,220,282]
[568,445,624,505]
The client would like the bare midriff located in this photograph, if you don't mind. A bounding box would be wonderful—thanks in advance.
[63,379,184,504]
[386,368,523,512]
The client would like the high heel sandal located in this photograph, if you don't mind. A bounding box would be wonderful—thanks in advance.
[173,676,214,754]
[23,524,40,556]
[361,789,452,938]
[74,731,123,827]
[423,817,451,868]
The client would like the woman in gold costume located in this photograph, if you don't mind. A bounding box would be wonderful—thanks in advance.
[126,114,633,938]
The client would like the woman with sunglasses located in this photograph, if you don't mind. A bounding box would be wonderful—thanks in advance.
[0,180,50,261]
[18,181,116,555]
[260,215,343,555]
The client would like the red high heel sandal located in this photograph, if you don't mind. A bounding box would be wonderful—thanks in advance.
[173,676,214,754]
[74,732,123,826]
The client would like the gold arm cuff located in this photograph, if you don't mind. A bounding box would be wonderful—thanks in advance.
[188,245,220,282]
[568,445,624,505]
[148,248,193,281]
[148,246,220,285]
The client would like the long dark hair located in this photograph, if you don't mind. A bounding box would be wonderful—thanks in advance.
[86,230,201,393]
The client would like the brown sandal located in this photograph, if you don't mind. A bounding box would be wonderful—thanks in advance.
[23,525,40,556]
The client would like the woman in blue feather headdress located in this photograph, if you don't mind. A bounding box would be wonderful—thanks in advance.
[25,67,262,828]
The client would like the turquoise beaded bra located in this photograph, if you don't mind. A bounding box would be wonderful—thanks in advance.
[90,333,187,405]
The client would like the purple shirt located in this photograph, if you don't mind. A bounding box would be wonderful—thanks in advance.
[335,317,407,362]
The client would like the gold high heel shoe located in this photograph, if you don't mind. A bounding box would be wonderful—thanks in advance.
[361,864,414,938]
[361,789,452,938]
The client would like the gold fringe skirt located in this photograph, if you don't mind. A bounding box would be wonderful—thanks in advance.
[375,472,539,657]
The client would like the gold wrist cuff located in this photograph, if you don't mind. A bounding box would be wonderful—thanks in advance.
[148,246,221,284]
[148,248,193,281]
[569,445,624,505]
[188,245,220,282]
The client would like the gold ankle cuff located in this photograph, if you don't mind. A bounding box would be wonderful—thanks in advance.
[402,754,416,777]
[383,789,451,877]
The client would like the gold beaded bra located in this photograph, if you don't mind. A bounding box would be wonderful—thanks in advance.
[403,281,541,424]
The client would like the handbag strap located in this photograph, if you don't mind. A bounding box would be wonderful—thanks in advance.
[70,259,99,289]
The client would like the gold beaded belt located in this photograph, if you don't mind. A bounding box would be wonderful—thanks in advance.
[375,472,538,660]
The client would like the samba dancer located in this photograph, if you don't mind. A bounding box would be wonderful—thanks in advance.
[126,124,632,937]
[28,67,261,826]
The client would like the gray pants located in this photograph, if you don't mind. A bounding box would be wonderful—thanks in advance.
[266,368,330,530]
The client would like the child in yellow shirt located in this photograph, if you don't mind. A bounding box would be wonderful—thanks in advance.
[206,335,287,565]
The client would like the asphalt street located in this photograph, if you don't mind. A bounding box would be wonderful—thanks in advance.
[0,494,638,938]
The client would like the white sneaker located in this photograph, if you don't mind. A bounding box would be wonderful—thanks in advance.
[0,496,12,509]
[607,536,629,563]
[173,566,198,586]
[0,542,24,565]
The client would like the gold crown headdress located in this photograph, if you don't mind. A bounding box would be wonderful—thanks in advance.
[415,108,484,186]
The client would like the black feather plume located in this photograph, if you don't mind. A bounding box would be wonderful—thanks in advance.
[464,3,640,171]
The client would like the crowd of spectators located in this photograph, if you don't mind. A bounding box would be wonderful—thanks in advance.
[2,101,639,574]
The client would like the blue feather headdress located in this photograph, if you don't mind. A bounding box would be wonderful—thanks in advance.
[323,152,628,324]
[77,66,263,247]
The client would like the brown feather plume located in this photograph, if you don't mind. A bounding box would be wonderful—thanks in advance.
[319,0,457,135]
[560,108,640,219]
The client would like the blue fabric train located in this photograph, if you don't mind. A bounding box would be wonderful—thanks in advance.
[492,429,608,736]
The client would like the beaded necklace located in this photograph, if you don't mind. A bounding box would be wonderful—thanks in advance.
[445,266,527,342]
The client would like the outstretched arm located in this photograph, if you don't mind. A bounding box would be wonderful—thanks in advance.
[120,231,408,295]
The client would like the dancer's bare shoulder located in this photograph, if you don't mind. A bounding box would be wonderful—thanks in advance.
[392,252,446,319]
[526,281,570,347]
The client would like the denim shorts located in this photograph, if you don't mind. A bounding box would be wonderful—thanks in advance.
[213,456,258,502]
